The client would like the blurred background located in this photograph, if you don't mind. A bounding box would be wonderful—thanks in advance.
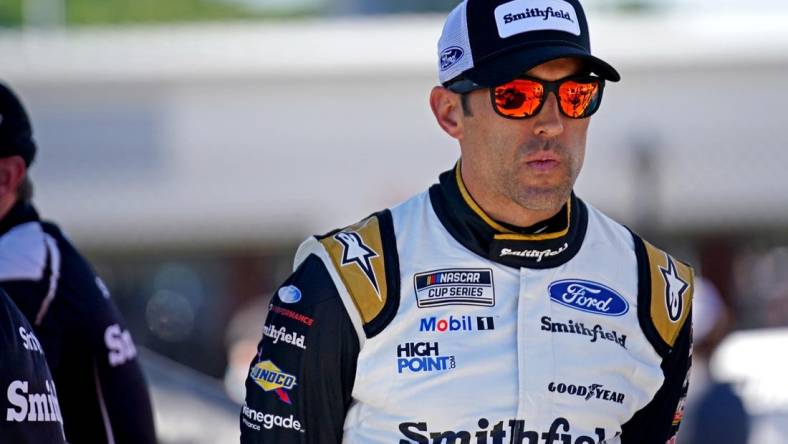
[2,0,787,442]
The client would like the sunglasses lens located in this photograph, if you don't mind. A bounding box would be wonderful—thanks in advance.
[558,79,601,118]
[493,80,544,118]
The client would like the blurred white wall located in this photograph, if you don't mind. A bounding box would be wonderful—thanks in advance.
[1,11,787,250]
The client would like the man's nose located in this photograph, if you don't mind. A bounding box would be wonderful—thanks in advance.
[532,92,564,138]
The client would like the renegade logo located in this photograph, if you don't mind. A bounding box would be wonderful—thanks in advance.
[249,360,296,404]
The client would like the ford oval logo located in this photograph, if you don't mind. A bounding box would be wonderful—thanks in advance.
[277,285,302,304]
[548,280,629,316]
[440,46,464,71]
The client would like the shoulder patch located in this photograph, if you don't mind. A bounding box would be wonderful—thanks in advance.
[317,210,400,338]
[633,235,694,355]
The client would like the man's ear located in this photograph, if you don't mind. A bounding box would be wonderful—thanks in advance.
[429,86,466,140]
[0,156,27,198]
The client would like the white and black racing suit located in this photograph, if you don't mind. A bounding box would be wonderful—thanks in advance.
[241,163,693,444]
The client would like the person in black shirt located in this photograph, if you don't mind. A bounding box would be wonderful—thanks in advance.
[1,288,66,443]
[0,81,157,444]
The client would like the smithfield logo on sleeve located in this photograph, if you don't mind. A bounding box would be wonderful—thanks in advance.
[414,268,495,308]
[249,360,297,404]
[494,0,581,38]
[440,46,465,71]
[104,324,138,367]
[18,327,44,354]
[263,324,307,350]
[548,279,629,316]
[277,285,302,304]
[396,342,456,374]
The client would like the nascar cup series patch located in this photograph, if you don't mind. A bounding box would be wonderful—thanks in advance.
[414,268,495,308]
[249,360,297,404]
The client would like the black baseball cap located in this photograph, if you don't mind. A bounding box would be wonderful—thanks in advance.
[437,0,620,87]
[0,82,36,167]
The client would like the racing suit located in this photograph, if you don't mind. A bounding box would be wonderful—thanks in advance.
[0,201,157,444]
[0,289,65,443]
[241,164,693,444]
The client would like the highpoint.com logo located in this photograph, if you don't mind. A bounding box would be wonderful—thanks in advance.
[396,342,456,374]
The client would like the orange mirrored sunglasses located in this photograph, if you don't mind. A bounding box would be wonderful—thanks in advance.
[448,75,605,120]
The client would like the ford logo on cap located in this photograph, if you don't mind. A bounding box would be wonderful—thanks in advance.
[440,46,464,71]
[277,285,302,304]
[548,279,628,316]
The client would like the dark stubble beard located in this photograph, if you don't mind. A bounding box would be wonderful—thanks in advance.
[495,138,581,212]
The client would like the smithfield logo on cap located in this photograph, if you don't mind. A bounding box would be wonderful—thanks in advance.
[494,0,581,38]
[440,46,465,71]
[548,279,629,316]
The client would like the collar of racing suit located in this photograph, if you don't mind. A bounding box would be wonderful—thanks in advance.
[0,200,39,236]
[428,162,588,269]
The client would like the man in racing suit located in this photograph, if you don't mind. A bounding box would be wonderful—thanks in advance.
[241,1,692,443]
[0,82,157,443]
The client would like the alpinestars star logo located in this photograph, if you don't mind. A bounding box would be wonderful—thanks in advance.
[334,231,381,299]
[660,255,688,323]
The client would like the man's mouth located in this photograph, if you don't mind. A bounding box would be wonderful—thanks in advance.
[525,157,560,172]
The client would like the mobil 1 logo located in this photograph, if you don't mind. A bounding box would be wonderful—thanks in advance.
[419,315,496,333]
[414,268,495,308]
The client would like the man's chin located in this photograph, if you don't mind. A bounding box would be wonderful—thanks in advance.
[511,186,571,212]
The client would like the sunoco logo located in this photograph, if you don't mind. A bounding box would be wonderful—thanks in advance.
[548,382,625,404]
[396,342,456,374]
[399,417,611,443]
[249,360,297,404]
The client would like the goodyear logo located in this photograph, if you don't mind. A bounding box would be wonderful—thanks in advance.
[249,360,296,404]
